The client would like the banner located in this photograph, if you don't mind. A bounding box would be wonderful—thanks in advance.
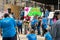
[24,7,42,16]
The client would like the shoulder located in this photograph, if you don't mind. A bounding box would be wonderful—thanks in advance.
[56,20,60,24]
[34,34,37,36]
[44,32,49,36]
[10,18,15,20]
[27,34,31,37]
[0,18,5,22]
[0,20,2,23]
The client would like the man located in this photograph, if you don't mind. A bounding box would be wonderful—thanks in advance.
[20,7,24,20]
[45,9,49,18]
[31,16,38,32]
[0,13,17,40]
[42,16,48,36]
[51,11,60,40]
[37,17,42,35]
[24,15,31,34]
[17,18,22,34]
[44,28,52,40]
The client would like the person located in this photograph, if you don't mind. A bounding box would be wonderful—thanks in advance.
[17,18,22,34]
[44,28,52,40]
[37,17,42,35]
[50,11,60,40]
[8,8,14,18]
[24,15,31,34]
[20,7,24,20]
[27,29,37,40]
[45,9,49,18]
[0,13,17,40]
[42,16,48,36]
[31,16,38,32]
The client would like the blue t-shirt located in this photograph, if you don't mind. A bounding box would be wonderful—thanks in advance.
[0,20,1,27]
[49,19,54,26]
[20,10,24,17]
[27,34,37,40]
[45,10,49,17]
[44,32,52,40]
[31,18,38,26]
[17,20,22,26]
[42,18,48,29]
[0,17,16,37]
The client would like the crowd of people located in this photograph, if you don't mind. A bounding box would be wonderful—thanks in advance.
[0,7,60,40]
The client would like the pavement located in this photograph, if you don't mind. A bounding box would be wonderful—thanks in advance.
[0,34,45,40]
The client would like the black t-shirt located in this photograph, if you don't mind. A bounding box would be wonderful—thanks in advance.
[37,21,41,27]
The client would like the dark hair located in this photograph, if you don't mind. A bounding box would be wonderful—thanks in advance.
[30,29,35,34]
[22,7,24,10]
[53,14,58,20]
[4,13,9,18]
[53,11,60,20]
[8,8,11,13]
[38,17,42,19]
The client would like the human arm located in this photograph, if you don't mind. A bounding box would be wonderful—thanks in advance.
[12,18,17,27]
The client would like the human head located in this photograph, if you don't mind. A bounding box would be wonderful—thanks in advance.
[57,13,60,20]
[4,13,9,18]
[8,8,11,14]
[30,29,35,34]
[22,7,24,10]
[55,11,60,20]
[34,15,38,19]
[38,17,42,21]
[26,15,29,17]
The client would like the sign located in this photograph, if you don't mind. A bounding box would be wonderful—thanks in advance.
[24,7,42,16]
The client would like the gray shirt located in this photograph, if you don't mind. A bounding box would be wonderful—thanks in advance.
[50,19,60,40]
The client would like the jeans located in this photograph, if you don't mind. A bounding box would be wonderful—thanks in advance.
[37,27,40,35]
[18,25,22,34]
